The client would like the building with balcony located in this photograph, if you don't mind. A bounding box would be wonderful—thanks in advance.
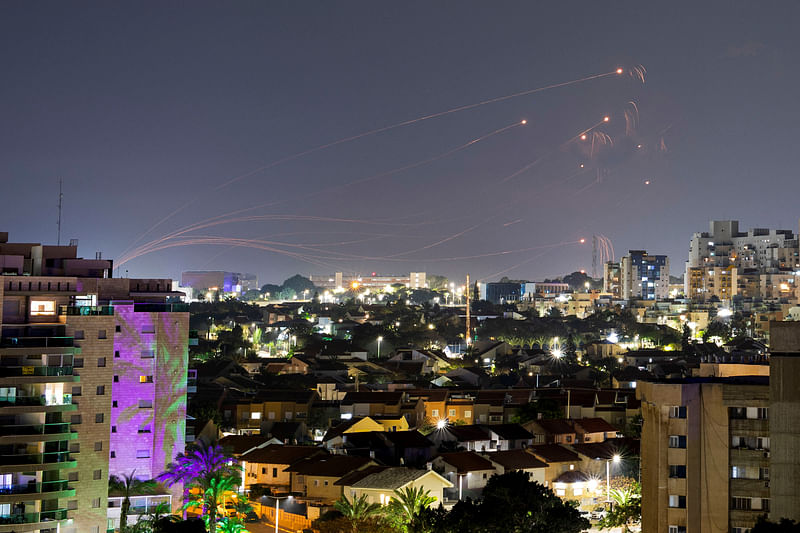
[620,250,670,301]
[0,232,188,533]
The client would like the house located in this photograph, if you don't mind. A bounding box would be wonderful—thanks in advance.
[341,467,453,506]
[262,421,309,444]
[431,424,492,452]
[527,444,583,488]
[482,423,534,450]
[322,417,385,449]
[341,430,434,467]
[484,449,548,485]
[388,349,452,375]
[241,444,326,491]
[523,419,577,445]
[285,455,376,503]
[371,415,410,433]
[572,417,620,443]
[340,391,405,419]
[231,390,318,433]
[432,451,497,500]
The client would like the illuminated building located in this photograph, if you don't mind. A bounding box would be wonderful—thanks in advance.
[602,261,621,298]
[179,271,258,297]
[0,232,188,533]
[685,265,738,302]
[308,271,427,290]
[620,250,670,300]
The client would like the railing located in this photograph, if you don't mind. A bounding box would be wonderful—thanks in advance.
[0,451,73,466]
[60,305,114,316]
[133,303,189,313]
[0,509,68,524]
[0,423,72,436]
[0,367,73,378]
[0,337,74,348]
[0,394,72,406]
[0,480,71,495]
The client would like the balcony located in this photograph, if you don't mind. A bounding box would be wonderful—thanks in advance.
[0,509,68,526]
[0,423,73,437]
[0,451,76,469]
[60,305,114,316]
[0,337,74,348]
[0,367,74,378]
[0,480,71,495]
[0,395,73,407]
[132,303,189,313]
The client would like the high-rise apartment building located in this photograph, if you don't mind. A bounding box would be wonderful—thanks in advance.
[0,233,188,533]
[639,376,771,533]
[602,261,621,298]
[620,250,670,300]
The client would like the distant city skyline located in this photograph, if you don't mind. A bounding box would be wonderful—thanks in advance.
[3,2,800,284]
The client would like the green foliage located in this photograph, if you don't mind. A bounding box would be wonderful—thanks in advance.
[387,486,438,531]
[334,493,384,532]
[430,471,589,533]
[598,482,641,533]
[281,274,316,294]
[109,471,159,532]
[510,399,563,423]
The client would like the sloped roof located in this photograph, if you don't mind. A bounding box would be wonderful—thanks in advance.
[436,451,496,473]
[553,470,590,484]
[218,435,271,456]
[531,419,575,435]
[445,424,490,442]
[267,421,304,441]
[573,417,618,434]
[333,465,390,486]
[252,390,316,403]
[341,391,404,405]
[322,418,370,442]
[241,444,325,465]
[483,423,533,440]
[485,449,548,470]
[349,467,451,490]
[571,438,640,460]
[529,444,581,463]
[381,430,433,448]
[284,455,372,476]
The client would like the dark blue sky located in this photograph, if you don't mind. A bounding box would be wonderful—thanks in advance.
[3,2,799,284]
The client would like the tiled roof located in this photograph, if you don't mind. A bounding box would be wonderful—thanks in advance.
[532,419,575,435]
[334,465,390,486]
[436,451,496,473]
[341,391,404,405]
[349,467,446,490]
[218,435,271,456]
[322,418,366,442]
[573,417,618,434]
[529,444,581,463]
[445,425,490,442]
[484,449,548,470]
[241,444,325,465]
[284,455,373,477]
[381,430,432,448]
[571,438,640,460]
[553,470,590,484]
[484,423,533,440]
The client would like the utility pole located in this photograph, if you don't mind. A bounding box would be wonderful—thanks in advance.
[592,235,598,279]
[57,178,63,245]
[465,274,471,348]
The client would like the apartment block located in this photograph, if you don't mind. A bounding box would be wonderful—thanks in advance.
[0,233,188,533]
[620,250,670,300]
[638,376,771,533]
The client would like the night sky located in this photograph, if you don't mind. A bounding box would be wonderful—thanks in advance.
[3,2,799,285]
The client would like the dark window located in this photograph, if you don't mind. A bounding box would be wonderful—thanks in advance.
[113,375,119,383]
[669,465,686,478]
[94,441,103,451]
[112,401,118,408]
[110,451,116,458]
[273,468,278,477]
[97,357,106,367]
[114,351,120,358]
[115,325,121,333]
[95,413,104,423]
[96,386,105,395]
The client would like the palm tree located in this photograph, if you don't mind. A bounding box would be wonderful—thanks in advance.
[216,517,250,533]
[387,486,436,526]
[128,501,174,533]
[334,493,383,533]
[109,471,157,532]
[157,444,240,532]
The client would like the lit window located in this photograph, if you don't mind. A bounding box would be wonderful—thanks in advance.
[139,376,153,383]
[251,412,262,419]
[136,450,150,459]
[30,300,56,316]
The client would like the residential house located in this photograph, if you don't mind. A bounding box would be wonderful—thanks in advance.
[322,417,385,449]
[340,391,405,419]
[484,449,548,485]
[218,435,274,459]
[230,390,318,434]
[433,451,498,500]
[572,417,620,443]
[341,467,453,507]
[523,419,577,445]
[482,424,534,450]
[527,444,583,488]
[241,444,326,491]
[285,455,375,504]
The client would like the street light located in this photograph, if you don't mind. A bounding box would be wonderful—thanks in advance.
[273,495,293,533]
[606,454,621,504]
[377,336,383,358]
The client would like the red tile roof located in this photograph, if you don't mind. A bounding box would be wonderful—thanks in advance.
[437,451,496,473]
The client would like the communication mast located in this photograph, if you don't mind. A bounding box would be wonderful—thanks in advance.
[57,178,63,245]
[592,235,598,279]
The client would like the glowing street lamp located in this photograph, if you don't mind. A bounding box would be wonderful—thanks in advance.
[377,336,383,359]
[273,495,293,533]
[606,454,621,504]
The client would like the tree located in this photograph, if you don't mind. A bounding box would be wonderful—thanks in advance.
[215,517,249,533]
[752,516,800,532]
[598,482,641,533]
[432,471,589,533]
[334,493,384,533]
[157,444,241,533]
[281,274,316,294]
[110,471,157,532]
[387,486,437,530]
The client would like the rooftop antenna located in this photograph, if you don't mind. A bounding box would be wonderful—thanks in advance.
[57,178,63,245]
